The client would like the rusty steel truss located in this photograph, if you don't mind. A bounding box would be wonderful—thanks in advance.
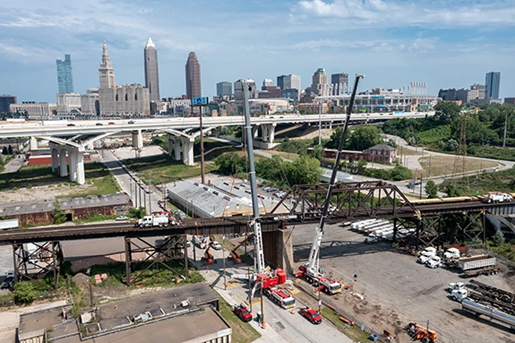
[13,242,64,291]
[124,234,189,285]
[271,181,419,221]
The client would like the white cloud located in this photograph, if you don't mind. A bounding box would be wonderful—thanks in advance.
[295,0,515,27]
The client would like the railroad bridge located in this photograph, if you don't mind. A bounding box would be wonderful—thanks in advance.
[1,181,514,288]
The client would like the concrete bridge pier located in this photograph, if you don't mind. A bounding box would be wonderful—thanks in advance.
[132,130,143,149]
[252,125,259,138]
[29,136,38,150]
[181,137,195,166]
[59,147,68,177]
[262,228,294,274]
[68,147,85,185]
[49,142,60,174]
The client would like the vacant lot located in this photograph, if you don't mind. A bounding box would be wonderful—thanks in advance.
[419,155,498,178]
[0,163,119,203]
[292,223,514,343]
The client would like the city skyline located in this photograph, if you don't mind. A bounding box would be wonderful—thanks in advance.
[0,0,514,102]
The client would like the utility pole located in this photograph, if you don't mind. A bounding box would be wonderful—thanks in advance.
[192,96,209,184]
[318,102,322,146]
[503,110,508,148]
[223,235,227,290]
[260,279,265,328]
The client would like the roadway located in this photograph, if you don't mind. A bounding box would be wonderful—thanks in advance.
[0,112,433,139]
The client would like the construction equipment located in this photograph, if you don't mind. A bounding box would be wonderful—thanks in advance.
[296,74,364,295]
[203,242,215,265]
[404,322,437,342]
[263,287,296,309]
[229,234,254,264]
[240,82,286,294]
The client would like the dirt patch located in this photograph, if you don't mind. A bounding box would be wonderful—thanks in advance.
[0,184,94,204]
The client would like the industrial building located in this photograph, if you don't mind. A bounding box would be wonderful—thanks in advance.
[18,284,231,343]
[0,193,131,226]
[167,179,285,218]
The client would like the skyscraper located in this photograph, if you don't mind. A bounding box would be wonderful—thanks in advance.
[185,52,201,99]
[277,74,301,91]
[485,72,501,99]
[311,68,330,96]
[262,78,274,88]
[56,54,74,94]
[99,42,116,89]
[216,81,232,96]
[331,73,348,95]
[144,37,160,102]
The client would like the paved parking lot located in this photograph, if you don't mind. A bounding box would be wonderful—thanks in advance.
[292,222,515,343]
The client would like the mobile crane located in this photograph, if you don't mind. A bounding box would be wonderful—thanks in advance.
[229,234,254,264]
[240,83,287,294]
[296,74,365,295]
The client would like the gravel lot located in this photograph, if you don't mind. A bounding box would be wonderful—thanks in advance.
[292,222,515,343]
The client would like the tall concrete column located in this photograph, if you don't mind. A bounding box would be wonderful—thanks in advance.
[69,149,77,182]
[76,151,85,185]
[261,125,269,142]
[181,137,194,166]
[167,135,174,158]
[252,125,259,138]
[132,130,143,149]
[174,137,181,161]
[265,123,277,143]
[59,148,68,177]
[51,145,59,174]
[29,137,37,150]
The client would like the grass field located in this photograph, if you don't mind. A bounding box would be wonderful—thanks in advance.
[418,155,497,178]
[0,162,120,195]
[443,167,515,195]
[217,293,261,343]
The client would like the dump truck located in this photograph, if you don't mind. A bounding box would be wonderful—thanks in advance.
[457,255,501,277]
[136,214,174,228]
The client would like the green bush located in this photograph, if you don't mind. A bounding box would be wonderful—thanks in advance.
[14,281,38,304]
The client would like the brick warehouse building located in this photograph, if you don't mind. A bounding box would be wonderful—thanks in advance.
[308,144,397,164]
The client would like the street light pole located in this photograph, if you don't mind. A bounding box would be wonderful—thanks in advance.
[199,105,205,184]
[318,102,322,146]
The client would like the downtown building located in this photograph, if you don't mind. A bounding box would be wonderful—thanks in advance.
[98,42,150,116]
[0,95,17,113]
[311,68,332,96]
[486,72,501,99]
[331,72,348,95]
[56,54,74,94]
[185,52,201,99]
[144,37,160,102]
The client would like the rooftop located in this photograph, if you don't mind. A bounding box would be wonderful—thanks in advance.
[0,193,131,216]
[367,144,396,151]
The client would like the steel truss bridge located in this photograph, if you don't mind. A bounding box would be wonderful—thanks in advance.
[2,181,515,288]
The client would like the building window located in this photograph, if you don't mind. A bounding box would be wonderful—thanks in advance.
[115,94,118,101]
[135,93,138,101]
[125,94,128,101]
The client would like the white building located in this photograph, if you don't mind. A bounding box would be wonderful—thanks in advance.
[57,93,81,115]
[98,42,150,116]
[283,74,301,92]
[9,102,57,117]
[234,79,257,100]
[80,88,99,115]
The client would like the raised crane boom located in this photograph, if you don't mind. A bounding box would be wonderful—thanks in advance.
[242,83,266,275]
[305,74,365,274]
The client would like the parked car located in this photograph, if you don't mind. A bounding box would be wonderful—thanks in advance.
[299,307,322,324]
[233,304,253,322]
[211,241,223,250]
[108,122,115,125]
[96,123,103,126]
[128,120,135,124]
[67,123,75,127]
[116,216,130,221]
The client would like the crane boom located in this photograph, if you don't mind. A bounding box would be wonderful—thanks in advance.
[242,83,266,274]
[306,74,364,273]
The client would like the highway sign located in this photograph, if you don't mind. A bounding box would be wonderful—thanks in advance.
[192,97,208,106]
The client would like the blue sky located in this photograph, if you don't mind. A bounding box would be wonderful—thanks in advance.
[1,0,514,102]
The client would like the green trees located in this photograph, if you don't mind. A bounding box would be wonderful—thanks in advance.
[388,165,413,181]
[129,207,147,219]
[215,153,247,175]
[492,230,505,246]
[255,155,321,186]
[433,101,461,125]
[425,180,438,198]
[326,125,381,150]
